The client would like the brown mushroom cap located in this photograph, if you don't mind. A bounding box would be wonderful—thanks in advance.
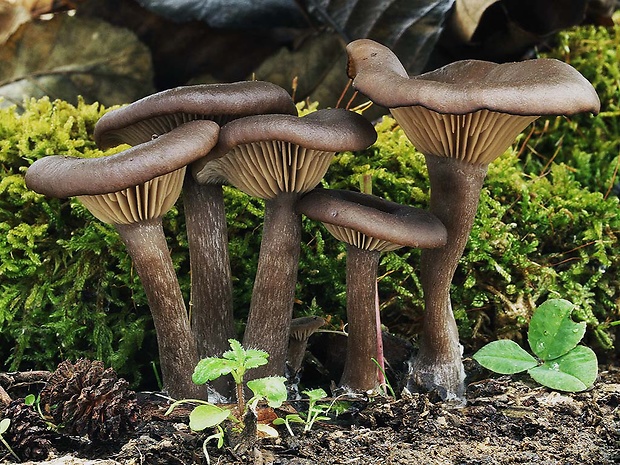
[94,81,298,149]
[25,120,219,198]
[296,188,447,251]
[290,316,326,342]
[192,109,377,198]
[346,39,601,116]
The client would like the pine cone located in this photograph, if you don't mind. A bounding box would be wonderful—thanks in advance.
[39,359,140,442]
[2,399,56,461]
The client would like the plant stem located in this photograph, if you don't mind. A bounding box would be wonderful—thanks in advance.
[116,220,206,399]
[0,435,20,462]
[410,156,488,400]
[236,381,245,414]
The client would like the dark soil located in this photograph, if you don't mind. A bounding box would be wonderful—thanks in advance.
[1,363,619,465]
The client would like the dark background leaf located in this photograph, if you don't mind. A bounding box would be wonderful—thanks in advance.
[0,13,154,109]
[135,0,306,28]
[254,0,455,109]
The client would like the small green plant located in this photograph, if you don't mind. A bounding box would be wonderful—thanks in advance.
[0,417,19,462]
[273,388,337,436]
[166,339,287,464]
[473,299,598,392]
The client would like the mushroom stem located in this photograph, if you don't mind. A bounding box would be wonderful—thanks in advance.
[410,155,488,400]
[183,173,235,358]
[340,244,381,391]
[115,219,206,400]
[243,191,302,378]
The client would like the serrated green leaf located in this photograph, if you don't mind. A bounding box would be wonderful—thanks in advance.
[247,376,287,408]
[222,338,245,360]
[528,299,586,360]
[528,346,598,392]
[243,349,269,369]
[192,357,235,384]
[472,340,538,374]
[303,388,328,403]
[188,404,231,431]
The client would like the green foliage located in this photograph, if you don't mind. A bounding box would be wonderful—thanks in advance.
[273,387,333,436]
[191,339,286,413]
[192,339,269,386]
[473,299,598,392]
[0,97,185,385]
[167,340,286,462]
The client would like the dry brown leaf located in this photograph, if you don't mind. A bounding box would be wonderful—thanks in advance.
[450,0,499,42]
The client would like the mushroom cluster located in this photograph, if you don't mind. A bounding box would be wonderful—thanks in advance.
[24,39,599,404]
[346,38,600,400]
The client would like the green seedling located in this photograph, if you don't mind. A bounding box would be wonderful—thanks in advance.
[372,358,396,398]
[473,299,598,392]
[166,339,287,464]
[273,388,337,436]
[0,418,20,462]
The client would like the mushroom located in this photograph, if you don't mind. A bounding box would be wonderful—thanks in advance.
[346,39,600,400]
[93,81,297,362]
[296,188,447,391]
[193,109,377,379]
[26,120,220,399]
[287,315,326,375]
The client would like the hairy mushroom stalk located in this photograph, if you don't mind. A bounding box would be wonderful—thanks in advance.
[26,121,220,399]
[194,110,377,379]
[94,81,297,366]
[297,188,447,392]
[346,38,601,400]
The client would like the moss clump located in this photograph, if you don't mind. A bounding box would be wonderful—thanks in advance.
[0,98,179,385]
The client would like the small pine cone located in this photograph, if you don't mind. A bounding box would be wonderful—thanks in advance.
[39,359,140,442]
[2,399,56,461]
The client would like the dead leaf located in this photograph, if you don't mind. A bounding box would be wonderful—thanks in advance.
[0,0,32,45]
[0,13,154,109]
[450,0,499,42]
[255,0,455,107]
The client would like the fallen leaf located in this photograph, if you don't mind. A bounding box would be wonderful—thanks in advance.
[0,13,154,109]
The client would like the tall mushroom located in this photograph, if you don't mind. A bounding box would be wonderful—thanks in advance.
[297,188,447,391]
[26,120,220,399]
[346,39,600,400]
[193,109,377,379]
[93,81,297,362]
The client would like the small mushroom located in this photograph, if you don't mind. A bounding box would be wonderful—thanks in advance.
[93,81,297,363]
[26,120,220,399]
[287,316,326,375]
[296,188,447,391]
[193,109,377,379]
[346,39,600,400]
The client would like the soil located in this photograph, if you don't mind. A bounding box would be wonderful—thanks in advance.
[1,361,619,465]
